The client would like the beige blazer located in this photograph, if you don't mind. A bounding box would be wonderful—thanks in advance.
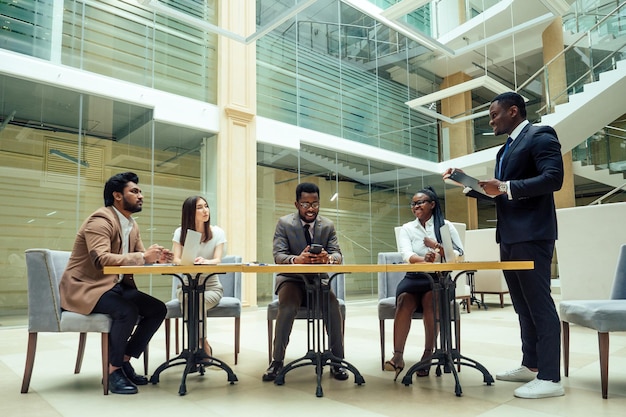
[59,206,146,315]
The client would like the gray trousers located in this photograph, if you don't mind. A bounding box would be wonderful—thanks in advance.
[272,280,344,362]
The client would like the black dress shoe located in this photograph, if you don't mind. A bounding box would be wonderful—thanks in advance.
[122,361,148,386]
[262,361,283,382]
[330,366,349,381]
[109,368,138,394]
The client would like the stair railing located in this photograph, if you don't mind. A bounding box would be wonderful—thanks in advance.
[588,182,626,205]
[517,1,626,117]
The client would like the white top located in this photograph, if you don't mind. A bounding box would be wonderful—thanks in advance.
[397,217,463,264]
[172,225,227,259]
[113,206,134,256]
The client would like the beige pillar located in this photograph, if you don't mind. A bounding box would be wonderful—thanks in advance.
[218,0,257,306]
[440,72,479,230]
[543,17,575,209]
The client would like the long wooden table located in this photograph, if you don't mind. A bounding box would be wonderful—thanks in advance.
[105,260,532,397]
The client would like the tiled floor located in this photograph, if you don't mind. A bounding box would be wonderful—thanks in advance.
[2,294,626,417]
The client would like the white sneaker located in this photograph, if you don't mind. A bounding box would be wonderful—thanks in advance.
[514,378,565,399]
[496,366,537,382]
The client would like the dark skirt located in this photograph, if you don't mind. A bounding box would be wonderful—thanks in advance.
[395,272,437,300]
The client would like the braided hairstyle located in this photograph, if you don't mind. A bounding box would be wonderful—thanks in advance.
[417,186,463,257]
[417,186,445,243]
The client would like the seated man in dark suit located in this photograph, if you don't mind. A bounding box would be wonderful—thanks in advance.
[262,182,348,381]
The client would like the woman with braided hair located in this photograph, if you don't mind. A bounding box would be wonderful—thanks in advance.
[384,186,464,380]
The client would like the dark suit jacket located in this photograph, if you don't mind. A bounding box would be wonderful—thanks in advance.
[60,206,146,315]
[272,212,342,291]
[471,123,563,245]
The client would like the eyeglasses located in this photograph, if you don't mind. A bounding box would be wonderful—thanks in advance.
[410,200,431,208]
[298,202,320,209]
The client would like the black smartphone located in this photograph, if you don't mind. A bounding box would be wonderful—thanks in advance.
[309,244,324,254]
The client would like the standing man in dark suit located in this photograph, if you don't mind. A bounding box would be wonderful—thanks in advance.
[262,182,348,382]
[443,92,564,398]
[60,172,172,394]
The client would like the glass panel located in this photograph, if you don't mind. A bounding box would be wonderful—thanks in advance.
[0,0,53,59]
[256,0,439,160]
[256,140,438,303]
[61,0,216,103]
[0,73,213,320]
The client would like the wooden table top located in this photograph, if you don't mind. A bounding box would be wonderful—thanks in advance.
[103,260,533,275]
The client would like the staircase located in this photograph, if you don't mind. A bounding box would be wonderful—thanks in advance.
[572,160,626,189]
[453,58,626,187]
[540,59,626,154]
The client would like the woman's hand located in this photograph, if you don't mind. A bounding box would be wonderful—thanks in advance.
[423,237,442,252]
[194,256,219,265]
[423,251,436,263]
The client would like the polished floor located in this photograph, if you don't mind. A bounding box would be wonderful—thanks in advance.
[2,294,626,417]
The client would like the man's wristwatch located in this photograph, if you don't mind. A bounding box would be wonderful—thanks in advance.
[498,181,508,193]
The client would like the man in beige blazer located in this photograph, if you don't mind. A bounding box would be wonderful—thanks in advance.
[60,172,172,394]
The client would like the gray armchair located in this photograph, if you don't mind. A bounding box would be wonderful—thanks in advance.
[378,252,423,370]
[21,249,112,395]
[164,255,242,364]
[560,244,626,398]
[266,272,345,364]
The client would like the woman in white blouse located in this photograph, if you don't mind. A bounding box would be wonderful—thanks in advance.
[384,186,463,380]
[172,195,227,357]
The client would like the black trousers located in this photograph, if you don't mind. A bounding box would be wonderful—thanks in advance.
[501,240,561,382]
[92,283,167,368]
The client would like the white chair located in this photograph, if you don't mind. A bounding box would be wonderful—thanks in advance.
[22,249,112,395]
[560,244,626,399]
[464,228,509,308]
[164,255,242,364]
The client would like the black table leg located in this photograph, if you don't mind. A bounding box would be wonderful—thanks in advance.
[150,273,237,395]
[274,273,364,397]
[401,271,493,396]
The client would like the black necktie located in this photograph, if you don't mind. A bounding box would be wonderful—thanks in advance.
[498,136,513,179]
[303,224,312,246]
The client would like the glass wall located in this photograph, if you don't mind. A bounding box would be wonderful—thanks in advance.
[255,142,445,304]
[0,0,217,102]
[256,0,440,160]
[0,70,446,318]
[0,73,213,322]
[0,0,448,321]
[3,0,621,323]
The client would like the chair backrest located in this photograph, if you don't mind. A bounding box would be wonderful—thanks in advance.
[556,202,626,300]
[451,222,466,255]
[170,254,242,299]
[25,248,71,332]
[220,255,242,299]
[271,271,345,301]
[377,252,405,300]
[394,226,402,251]
[610,244,626,300]
[463,228,506,291]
